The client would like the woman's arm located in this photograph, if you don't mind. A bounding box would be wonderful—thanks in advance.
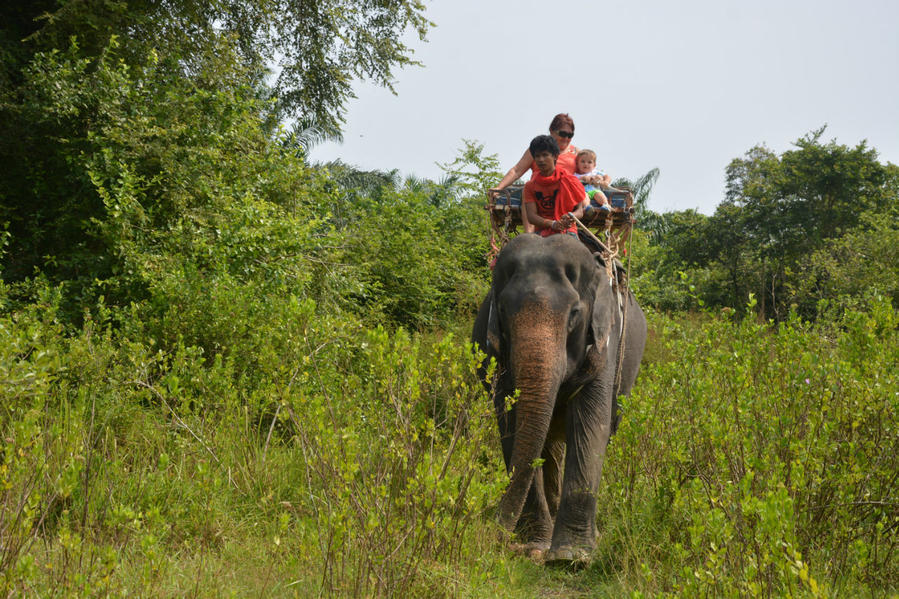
[491,148,533,195]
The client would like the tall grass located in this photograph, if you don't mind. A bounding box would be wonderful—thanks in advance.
[594,297,898,597]
[0,283,505,597]
[2,286,896,596]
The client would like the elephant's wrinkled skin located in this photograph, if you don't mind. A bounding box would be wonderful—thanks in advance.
[472,233,646,564]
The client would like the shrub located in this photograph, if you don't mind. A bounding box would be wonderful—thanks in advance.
[595,301,898,596]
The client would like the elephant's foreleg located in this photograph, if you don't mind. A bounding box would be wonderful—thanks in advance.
[547,382,613,561]
[543,417,566,520]
[514,470,553,548]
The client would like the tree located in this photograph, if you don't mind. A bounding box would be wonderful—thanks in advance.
[633,130,898,318]
[724,129,893,264]
[284,115,344,157]
[437,140,503,198]
[0,0,430,293]
[1,0,430,130]
[712,128,898,318]
[612,167,659,221]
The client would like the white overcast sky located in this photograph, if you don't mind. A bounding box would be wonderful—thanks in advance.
[310,0,899,215]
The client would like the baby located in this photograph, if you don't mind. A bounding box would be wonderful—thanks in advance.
[574,149,611,210]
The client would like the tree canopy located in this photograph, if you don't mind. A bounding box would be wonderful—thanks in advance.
[0,0,431,299]
[633,128,899,319]
[1,0,430,131]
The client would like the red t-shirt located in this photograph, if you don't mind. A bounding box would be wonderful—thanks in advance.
[523,169,585,237]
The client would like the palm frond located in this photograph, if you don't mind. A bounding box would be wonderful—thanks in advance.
[287,115,343,154]
[322,160,400,198]
[613,167,660,218]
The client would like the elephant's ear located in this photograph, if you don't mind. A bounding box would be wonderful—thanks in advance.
[590,258,614,351]
[486,288,502,355]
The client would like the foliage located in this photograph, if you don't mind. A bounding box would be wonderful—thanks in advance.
[3,277,896,596]
[801,212,899,320]
[283,114,344,156]
[437,139,504,197]
[592,303,898,597]
[2,37,316,300]
[712,129,897,319]
[0,33,491,336]
[0,0,431,304]
[313,147,493,328]
[0,279,506,597]
[724,129,894,254]
[613,166,660,221]
[2,2,898,595]
[339,189,488,327]
[634,129,899,319]
[288,326,506,595]
[0,0,430,130]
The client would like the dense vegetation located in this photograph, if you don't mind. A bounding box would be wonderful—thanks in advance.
[2,2,897,596]
[631,132,899,320]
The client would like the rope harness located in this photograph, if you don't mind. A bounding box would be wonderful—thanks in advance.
[486,188,514,268]
[570,214,632,394]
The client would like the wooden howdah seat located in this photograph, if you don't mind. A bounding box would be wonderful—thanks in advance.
[487,184,635,235]
[484,183,635,281]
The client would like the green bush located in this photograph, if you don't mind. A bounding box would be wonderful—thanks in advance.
[3,273,897,596]
[0,275,507,596]
[594,302,898,597]
[801,215,899,320]
[281,325,505,595]
[340,191,488,328]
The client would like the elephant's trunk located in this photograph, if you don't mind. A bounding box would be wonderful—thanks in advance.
[497,299,567,531]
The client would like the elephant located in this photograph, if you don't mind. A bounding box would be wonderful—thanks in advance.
[472,232,647,564]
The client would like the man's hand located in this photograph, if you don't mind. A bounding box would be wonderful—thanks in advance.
[558,212,576,229]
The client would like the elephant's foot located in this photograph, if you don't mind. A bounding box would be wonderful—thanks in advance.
[544,545,591,569]
[513,521,552,545]
[510,541,550,563]
[513,510,553,548]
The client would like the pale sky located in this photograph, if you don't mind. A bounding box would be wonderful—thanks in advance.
[310,0,899,215]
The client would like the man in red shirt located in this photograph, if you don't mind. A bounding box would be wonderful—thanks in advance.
[523,135,589,237]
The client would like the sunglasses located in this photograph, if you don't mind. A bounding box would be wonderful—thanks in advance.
[556,131,574,139]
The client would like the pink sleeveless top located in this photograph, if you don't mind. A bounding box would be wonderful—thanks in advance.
[530,145,578,177]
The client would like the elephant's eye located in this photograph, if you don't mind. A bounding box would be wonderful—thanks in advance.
[568,306,581,332]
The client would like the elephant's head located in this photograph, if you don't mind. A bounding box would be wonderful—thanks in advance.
[486,233,616,530]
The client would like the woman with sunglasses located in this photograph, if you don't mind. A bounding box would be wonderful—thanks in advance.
[490,113,580,198]
[489,114,579,233]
